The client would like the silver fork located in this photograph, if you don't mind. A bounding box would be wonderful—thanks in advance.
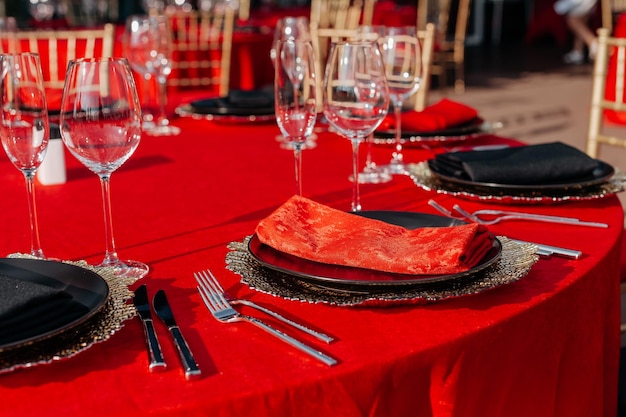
[452,204,608,227]
[428,199,608,228]
[201,272,333,343]
[428,199,582,258]
[195,270,338,366]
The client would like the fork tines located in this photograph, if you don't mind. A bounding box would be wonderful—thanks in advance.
[194,270,229,314]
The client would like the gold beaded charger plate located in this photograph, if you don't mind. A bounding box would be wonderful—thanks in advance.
[407,161,626,204]
[0,255,137,374]
[226,236,538,307]
[247,212,502,288]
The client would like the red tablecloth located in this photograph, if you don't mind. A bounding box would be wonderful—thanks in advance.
[0,114,621,416]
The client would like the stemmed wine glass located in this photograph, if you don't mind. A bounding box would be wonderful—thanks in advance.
[323,41,389,212]
[352,25,391,185]
[274,39,317,196]
[124,14,180,136]
[378,26,422,175]
[270,17,311,63]
[60,57,149,279]
[124,15,156,129]
[0,52,49,258]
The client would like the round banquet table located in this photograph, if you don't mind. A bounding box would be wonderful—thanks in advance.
[0,112,621,417]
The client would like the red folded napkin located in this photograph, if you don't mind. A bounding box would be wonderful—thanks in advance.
[378,98,479,132]
[255,196,495,275]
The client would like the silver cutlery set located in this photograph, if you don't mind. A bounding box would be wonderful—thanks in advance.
[134,272,337,374]
[194,269,337,366]
[133,284,202,379]
[427,199,605,259]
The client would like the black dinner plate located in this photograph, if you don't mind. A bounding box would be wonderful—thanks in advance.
[427,158,615,191]
[247,211,502,288]
[0,258,109,352]
[186,90,275,117]
[374,117,486,144]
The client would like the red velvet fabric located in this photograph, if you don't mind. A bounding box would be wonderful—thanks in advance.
[0,105,620,415]
[256,195,494,274]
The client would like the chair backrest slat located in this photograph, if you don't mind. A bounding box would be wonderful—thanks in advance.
[2,24,115,95]
[586,27,626,157]
[167,8,234,96]
[310,22,435,112]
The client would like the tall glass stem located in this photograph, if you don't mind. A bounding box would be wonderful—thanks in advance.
[145,75,180,136]
[293,141,303,196]
[364,133,376,171]
[99,174,120,268]
[142,74,154,126]
[351,138,362,212]
[23,171,44,258]
[389,101,405,174]
[156,76,168,128]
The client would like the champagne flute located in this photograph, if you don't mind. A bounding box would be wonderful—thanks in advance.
[60,57,149,279]
[378,26,422,175]
[0,52,49,258]
[125,14,180,136]
[323,41,389,212]
[274,39,317,196]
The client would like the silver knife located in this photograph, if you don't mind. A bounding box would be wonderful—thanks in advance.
[510,239,583,259]
[133,284,167,372]
[152,289,202,380]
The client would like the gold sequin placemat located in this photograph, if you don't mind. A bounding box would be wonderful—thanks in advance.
[0,255,138,374]
[225,236,538,307]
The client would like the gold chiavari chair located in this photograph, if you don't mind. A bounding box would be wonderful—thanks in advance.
[2,24,115,107]
[236,0,251,21]
[414,22,436,111]
[310,22,436,112]
[310,0,368,30]
[601,0,626,33]
[586,27,626,333]
[309,23,370,112]
[422,0,471,93]
[166,8,235,97]
[586,27,626,158]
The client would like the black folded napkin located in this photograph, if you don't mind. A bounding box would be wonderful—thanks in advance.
[429,142,600,185]
[0,274,88,346]
[226,89,274,108]
[190,89,274,113]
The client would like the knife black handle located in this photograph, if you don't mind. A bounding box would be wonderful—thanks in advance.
[141,319,167,371]
[169,326,201,380]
